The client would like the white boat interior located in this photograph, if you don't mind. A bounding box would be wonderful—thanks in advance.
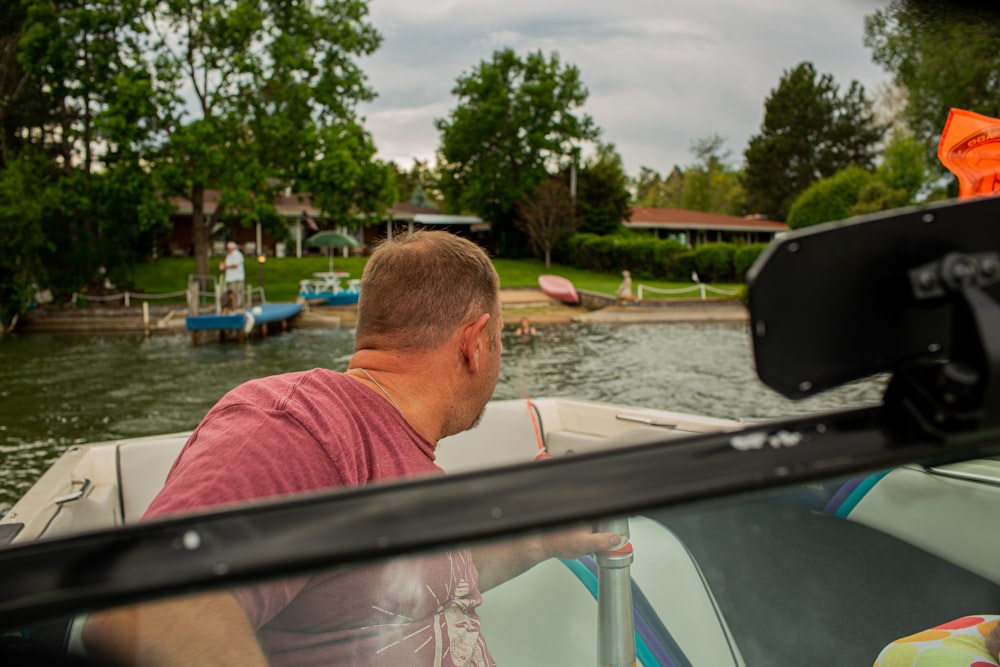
[4,396,1000,666]
[1,398,748,666]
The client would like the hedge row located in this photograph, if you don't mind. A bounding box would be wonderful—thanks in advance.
[555,234,768,284]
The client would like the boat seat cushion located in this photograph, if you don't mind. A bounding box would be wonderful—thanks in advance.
[117,436,187,522]
[656,498,1000,666]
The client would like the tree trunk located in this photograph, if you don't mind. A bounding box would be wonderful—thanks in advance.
[544,247,551,269]
[191,183,212,280]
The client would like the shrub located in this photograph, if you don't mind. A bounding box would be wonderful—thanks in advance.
[733,243,769,280]
[669,250,698,283]
[559,233,688,279]
[693,243,737,282]
[786,166,876,229]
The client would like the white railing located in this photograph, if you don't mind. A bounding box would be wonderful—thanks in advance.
[70,289,188,307]
[636,283,740,301]
[248,285,267,305]
[71,279,265,312]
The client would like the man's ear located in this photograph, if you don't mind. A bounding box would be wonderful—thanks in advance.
[461,313,492,372]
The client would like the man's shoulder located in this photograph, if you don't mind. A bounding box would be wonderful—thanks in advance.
[229,368,341,396]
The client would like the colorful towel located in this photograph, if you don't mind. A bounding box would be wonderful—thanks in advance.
[873,615,1000,667]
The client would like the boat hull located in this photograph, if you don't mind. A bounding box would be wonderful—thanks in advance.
[538,274,580,304]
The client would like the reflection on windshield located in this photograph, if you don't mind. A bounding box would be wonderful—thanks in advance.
[5,460,1000,667]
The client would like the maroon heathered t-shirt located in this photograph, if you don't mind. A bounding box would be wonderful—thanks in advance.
[145,369,495,667]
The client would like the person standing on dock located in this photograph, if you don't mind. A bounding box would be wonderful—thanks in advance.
[83,230,619,667]
[220,241,245,308]
[616,269,632,304]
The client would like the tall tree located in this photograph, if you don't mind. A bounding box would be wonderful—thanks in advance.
[876,129,932,202]
[148,0,388,278]
[391,159,443,209]
[864,1,1000,185]
[631,137,744,215]
[632,166,684,208]
[677,135,745,215]
[4,0,167,307]
[575,143,631,235]
[436,48,598,255]
[742,62,885,221]
[516,177,575,268]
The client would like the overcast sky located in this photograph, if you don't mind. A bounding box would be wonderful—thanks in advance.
[356,0,892,179]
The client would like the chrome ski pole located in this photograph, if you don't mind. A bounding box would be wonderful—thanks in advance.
[596,517,636,667]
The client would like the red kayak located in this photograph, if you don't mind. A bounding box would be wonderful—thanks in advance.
[538,274,580,305]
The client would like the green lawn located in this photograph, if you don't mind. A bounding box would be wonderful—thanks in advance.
[128,255,739,303]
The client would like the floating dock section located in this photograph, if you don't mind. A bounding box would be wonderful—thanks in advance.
[185,303,302,343]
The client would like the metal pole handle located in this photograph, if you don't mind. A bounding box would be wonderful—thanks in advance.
[596,518,636,667]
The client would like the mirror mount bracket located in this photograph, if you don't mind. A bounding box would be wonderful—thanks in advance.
[885,251,1000,440]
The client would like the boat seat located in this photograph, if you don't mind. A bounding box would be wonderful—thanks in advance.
[479,516,744,666]
[43,484,122,538]
[544,430,604,456]
[655,496,1000,667]
[117,435,187,523]
[436,401,540,472]
[546,427,689,457]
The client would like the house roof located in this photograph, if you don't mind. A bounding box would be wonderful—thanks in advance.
[168,190,323,217]
[390,203,483,226]
[625,207,788,233]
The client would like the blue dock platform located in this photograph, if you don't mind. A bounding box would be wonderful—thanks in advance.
[186,303,302,343]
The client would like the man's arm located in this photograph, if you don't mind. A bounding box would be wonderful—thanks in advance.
[472,525,620,592]
[82,590,269,667]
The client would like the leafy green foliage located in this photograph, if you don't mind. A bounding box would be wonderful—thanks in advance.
[632,167,676,208]
[148,0,388,277]
[743,62,885,221]
[786,166,877,229]
[786,128,932,228]
[0,152,56,326]
[0,0,167,319]
[391,160,444,210]
[0,0,394,322]
[865,1,1000,186]
[876,129,932,202]
[557,233,747,283]
[734,244,769,280]
[632,137,745,216]
[575,143,631,235]
[694,244,737,282]
[302,121,397,228]
[436,48,598,255]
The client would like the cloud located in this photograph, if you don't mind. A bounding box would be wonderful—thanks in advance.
[359,0,890,176]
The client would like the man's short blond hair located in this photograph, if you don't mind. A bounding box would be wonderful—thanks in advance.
[355,230,500,351]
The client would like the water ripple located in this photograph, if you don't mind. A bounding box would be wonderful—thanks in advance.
[0,323,883,515]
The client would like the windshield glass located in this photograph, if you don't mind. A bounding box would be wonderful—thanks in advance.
[5,458,1000,667]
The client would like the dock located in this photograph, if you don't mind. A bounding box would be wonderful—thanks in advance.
[185,303,303,343]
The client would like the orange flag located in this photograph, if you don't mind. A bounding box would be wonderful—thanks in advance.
[938,108,1000,197]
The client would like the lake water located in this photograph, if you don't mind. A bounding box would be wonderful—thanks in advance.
[0,321,884,515]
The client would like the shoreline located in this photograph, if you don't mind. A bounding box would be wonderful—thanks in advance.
[11,288,748,334]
